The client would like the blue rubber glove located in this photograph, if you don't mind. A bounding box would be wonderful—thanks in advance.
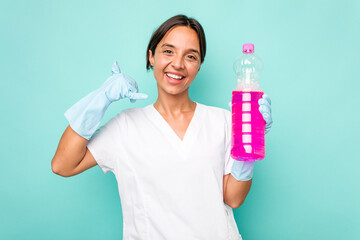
[258,94,273,134]
[64,61,148,140]
[231,160,255,181]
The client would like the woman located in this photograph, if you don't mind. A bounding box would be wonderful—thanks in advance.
[52,15,272,240]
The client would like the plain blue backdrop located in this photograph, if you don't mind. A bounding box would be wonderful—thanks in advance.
[1,0,359,239]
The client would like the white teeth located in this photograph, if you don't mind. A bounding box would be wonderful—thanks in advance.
[166,73,183,80]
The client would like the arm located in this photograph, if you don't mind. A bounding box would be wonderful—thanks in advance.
[222,160,254,208]
[51,62,147,177]
[223,174,252,209]
[51,126,97,177]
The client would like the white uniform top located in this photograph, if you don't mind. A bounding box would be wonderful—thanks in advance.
[87,102,243,240]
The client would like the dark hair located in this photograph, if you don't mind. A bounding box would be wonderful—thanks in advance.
[146,14,206,70]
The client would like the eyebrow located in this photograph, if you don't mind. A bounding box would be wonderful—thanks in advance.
[161,43,200,56]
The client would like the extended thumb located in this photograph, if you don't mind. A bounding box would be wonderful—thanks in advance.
[111,61,121,75]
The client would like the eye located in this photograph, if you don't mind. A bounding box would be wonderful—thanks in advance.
[187,55,197,60]
[164,49,173,54]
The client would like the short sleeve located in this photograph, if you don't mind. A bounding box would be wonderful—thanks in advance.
[224,110,235,175]
[87,112,125,174]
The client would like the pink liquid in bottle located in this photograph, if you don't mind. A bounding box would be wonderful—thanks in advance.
[231,43,266,161]
[231,90,265,161]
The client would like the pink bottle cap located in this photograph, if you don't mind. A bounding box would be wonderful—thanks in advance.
[242,43,254,54]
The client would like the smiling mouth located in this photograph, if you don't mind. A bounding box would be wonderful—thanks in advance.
[166,73,184,80]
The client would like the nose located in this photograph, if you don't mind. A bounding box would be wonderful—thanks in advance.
[171,54,185,70]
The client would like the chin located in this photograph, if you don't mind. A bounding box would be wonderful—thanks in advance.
[159,85,189,96]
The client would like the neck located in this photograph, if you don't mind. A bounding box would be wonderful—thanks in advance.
[153,87,196,115]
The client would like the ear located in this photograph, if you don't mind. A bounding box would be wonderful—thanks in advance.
[197,63,202,72]
[148,49,155,66]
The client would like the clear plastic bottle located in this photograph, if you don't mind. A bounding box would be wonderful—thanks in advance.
[231,43,265,161]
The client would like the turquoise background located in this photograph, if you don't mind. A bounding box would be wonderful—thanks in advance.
[1,0,359,239]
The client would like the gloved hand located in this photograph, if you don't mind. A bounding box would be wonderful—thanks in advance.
[228,93,273,134]
[231,160,255,181]
[258,94,273,134]
[64,61,148,140]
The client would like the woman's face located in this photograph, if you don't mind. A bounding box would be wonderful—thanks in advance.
[148,26,201,96]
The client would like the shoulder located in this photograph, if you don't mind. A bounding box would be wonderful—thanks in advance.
[110,105,151,126]
[113,105,150,118]
[198,102,231,116]
[197,102,231,124]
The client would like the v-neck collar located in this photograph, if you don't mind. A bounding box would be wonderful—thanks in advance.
[144,102,202,159]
